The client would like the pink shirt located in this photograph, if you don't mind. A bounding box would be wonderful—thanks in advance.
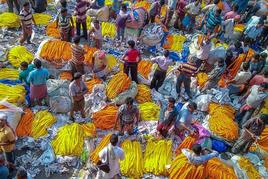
[224,11,238,20]
[249,75,268,86]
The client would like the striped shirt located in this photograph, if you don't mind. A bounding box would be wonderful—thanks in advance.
[179,62,197,77]
[20,9,33,27]
[206,9,222,31]
[71,44,85,65]
[75,1,89,23]
[57,13,71,30]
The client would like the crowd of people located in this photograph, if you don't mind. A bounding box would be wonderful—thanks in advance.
[0,0,268,178]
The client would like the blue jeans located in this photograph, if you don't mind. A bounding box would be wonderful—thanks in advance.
[117,27,125,41]
[176,73,191,98]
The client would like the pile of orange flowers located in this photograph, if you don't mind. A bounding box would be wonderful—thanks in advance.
[138,60,153,79]
[92,105,118,129]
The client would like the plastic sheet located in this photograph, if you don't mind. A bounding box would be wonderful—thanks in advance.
[141,23,164,46]
[49,96,71,113]
[47,79,70,97]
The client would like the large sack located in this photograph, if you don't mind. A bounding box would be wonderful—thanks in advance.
[87,6,109,22]
[126,7,147,29]
[194,94,213,112]
[47,79,70,97]
[113,82,138,105]
[49,96,71,113]
[141,23,164,46]
[158,73,177,98]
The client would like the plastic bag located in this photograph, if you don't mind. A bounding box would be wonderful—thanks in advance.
[141,23,164,46]
[47,79,70,97]
[194,94,213,112]
[49,96,71,113]
[113,82,138,105]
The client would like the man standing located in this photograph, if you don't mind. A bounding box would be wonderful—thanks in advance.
[56,8,74,42]
[70,36,86,76]
[115,97,140,136]
[176,57,198,100]
[0,114,16,172]
[148,0,165,23]
[203,8,222,34]
[69,72,88,121]
[96,134,124,179]
[150,50,173,91]
[19,2,36,45]
[74,0,90,40]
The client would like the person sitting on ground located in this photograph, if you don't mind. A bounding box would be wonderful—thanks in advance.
[182,144,219,165]
[157,97,178,138]
[174,101,197,139]
[114,97,140,136]
[19,62,35,85]
[96,134,125,179]
[69,72,88,122]
[150,50,173,92]
[70,36,86,77]
[232,114,268,154]
[0,113,16,173]
[0,154,9,179]
[27,59,49,106]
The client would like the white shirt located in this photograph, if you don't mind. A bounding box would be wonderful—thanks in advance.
[246,85,268,108]
[196,41,212,60]
[223,18,235,39]
[233,71,252,85]
[151,56,173,71]
[186,3,201,15]
[96,144,125,179]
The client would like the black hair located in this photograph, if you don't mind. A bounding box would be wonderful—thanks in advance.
[164,50,169,57]
[242,62,249,71]
[128,40,135,48]
[233,5,239,11]
[234,41,242,48]
[216,9,222,15]
[168,97,176,104]
[34,59,42,69]
[213,0,220,4]
[218,58,225,66]
[23,2,29,7]
[73,72,82,80]
[94,19,99,24]
[188,101,197,110]
[244,37,251,44]
[20,61,28,68]
[253,53,260,60]
[121,4,127,10]
[16,168,28,178]
[192,144,202,155]
[110,134,118,146]
[61,8,67,13]
[125,97,134,105]
[160,0,165,6]
[260,83,268,89]
[73,36,81,44]
[61,0,67,8]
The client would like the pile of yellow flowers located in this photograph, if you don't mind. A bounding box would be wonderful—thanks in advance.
[139,102,160,121]
[106,54,123,71]
[8,46,34,68]
[169,152,206,179]
[144,139,172,176]
[120,140,143,178]
[101,22,116,39]
[238,157,262,179]
[106,72,131,99]
[208,103,238,141]
[0,13,20,28]
[138,60,153,79]
[255,126,268,152]
[31,110,56,139]
[164,34,186,52]
[135,84,152,103]
[90,133,112,164]
[0,84,26,105]
[196,73,208,88]
[51,123,96,156]
[33,13,52,25]
[0,68,19,80]
[259,99,268,115]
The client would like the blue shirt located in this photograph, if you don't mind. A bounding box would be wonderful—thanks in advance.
[96,0,105,7]
[27,68,49,85]
[19,64,35,84]
[175,103,193,129]
[0,165,9,179]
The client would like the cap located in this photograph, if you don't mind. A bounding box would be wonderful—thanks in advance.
[0,113,7,120]
[73,72,82,80]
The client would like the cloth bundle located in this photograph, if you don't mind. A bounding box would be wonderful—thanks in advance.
[120,140,143,178]
[0,12,20,28]
[0,68,19,80]
[33,13,52,25]
[144,139,172,176]
[106,72,131,99]
[0,84,26,105]
[139,102,160,121]
[92,105,118,129]
[16,108,34,137]
[51,123,96,156]
[208,103,238,141]
[135,84,152,103]
[8,46,34,68]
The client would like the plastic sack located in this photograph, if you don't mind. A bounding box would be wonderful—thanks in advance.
[49,96,71,113]
[47,79,70,97]
[87,6,109,22]
[114,82,138,105]
[208,46,226,65]
[141,23,164,46]
[212,139,228,153]
[194,94,213,112]
[126,7,147,29]
[158,73,177,98]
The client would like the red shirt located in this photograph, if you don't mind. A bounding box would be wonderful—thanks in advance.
[125,49,140,63]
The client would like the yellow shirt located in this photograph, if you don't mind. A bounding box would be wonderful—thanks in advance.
[0,126,15,152]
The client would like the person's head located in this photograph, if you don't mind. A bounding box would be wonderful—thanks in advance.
[163,50,169,58]
[234,41,242,49]
[260,52,267,61]
[20,61,29,70]
[73,36,81,44]
[168,97,176,108]
[23,2,30,11]
[213,0,220,4]
[34,59,42,69]
[260,83,268,91]
[125,97,134,109]
[242,62,249,71]
[233,5,239,12]
[110,134,118,146]
[215,8,222,16]
[192,144,202,155]
[73,72,82,82]
[218,58,225,67]
[226,49,233,61]
[93,19,100,27]
[188,101,197,113]
[60,0,67,8]
[244,37,251,46]
[16,168,28,179]
[61,8,67,16]
[0,113,7,128]
[0,154,5,165]
[121,4,127,12]
[127,40,135,49]
[260,114,268,124]
[160,0,165,6]
[252,54,260,63]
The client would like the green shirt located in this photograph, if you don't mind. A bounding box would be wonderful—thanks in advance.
[19,64,35,84]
